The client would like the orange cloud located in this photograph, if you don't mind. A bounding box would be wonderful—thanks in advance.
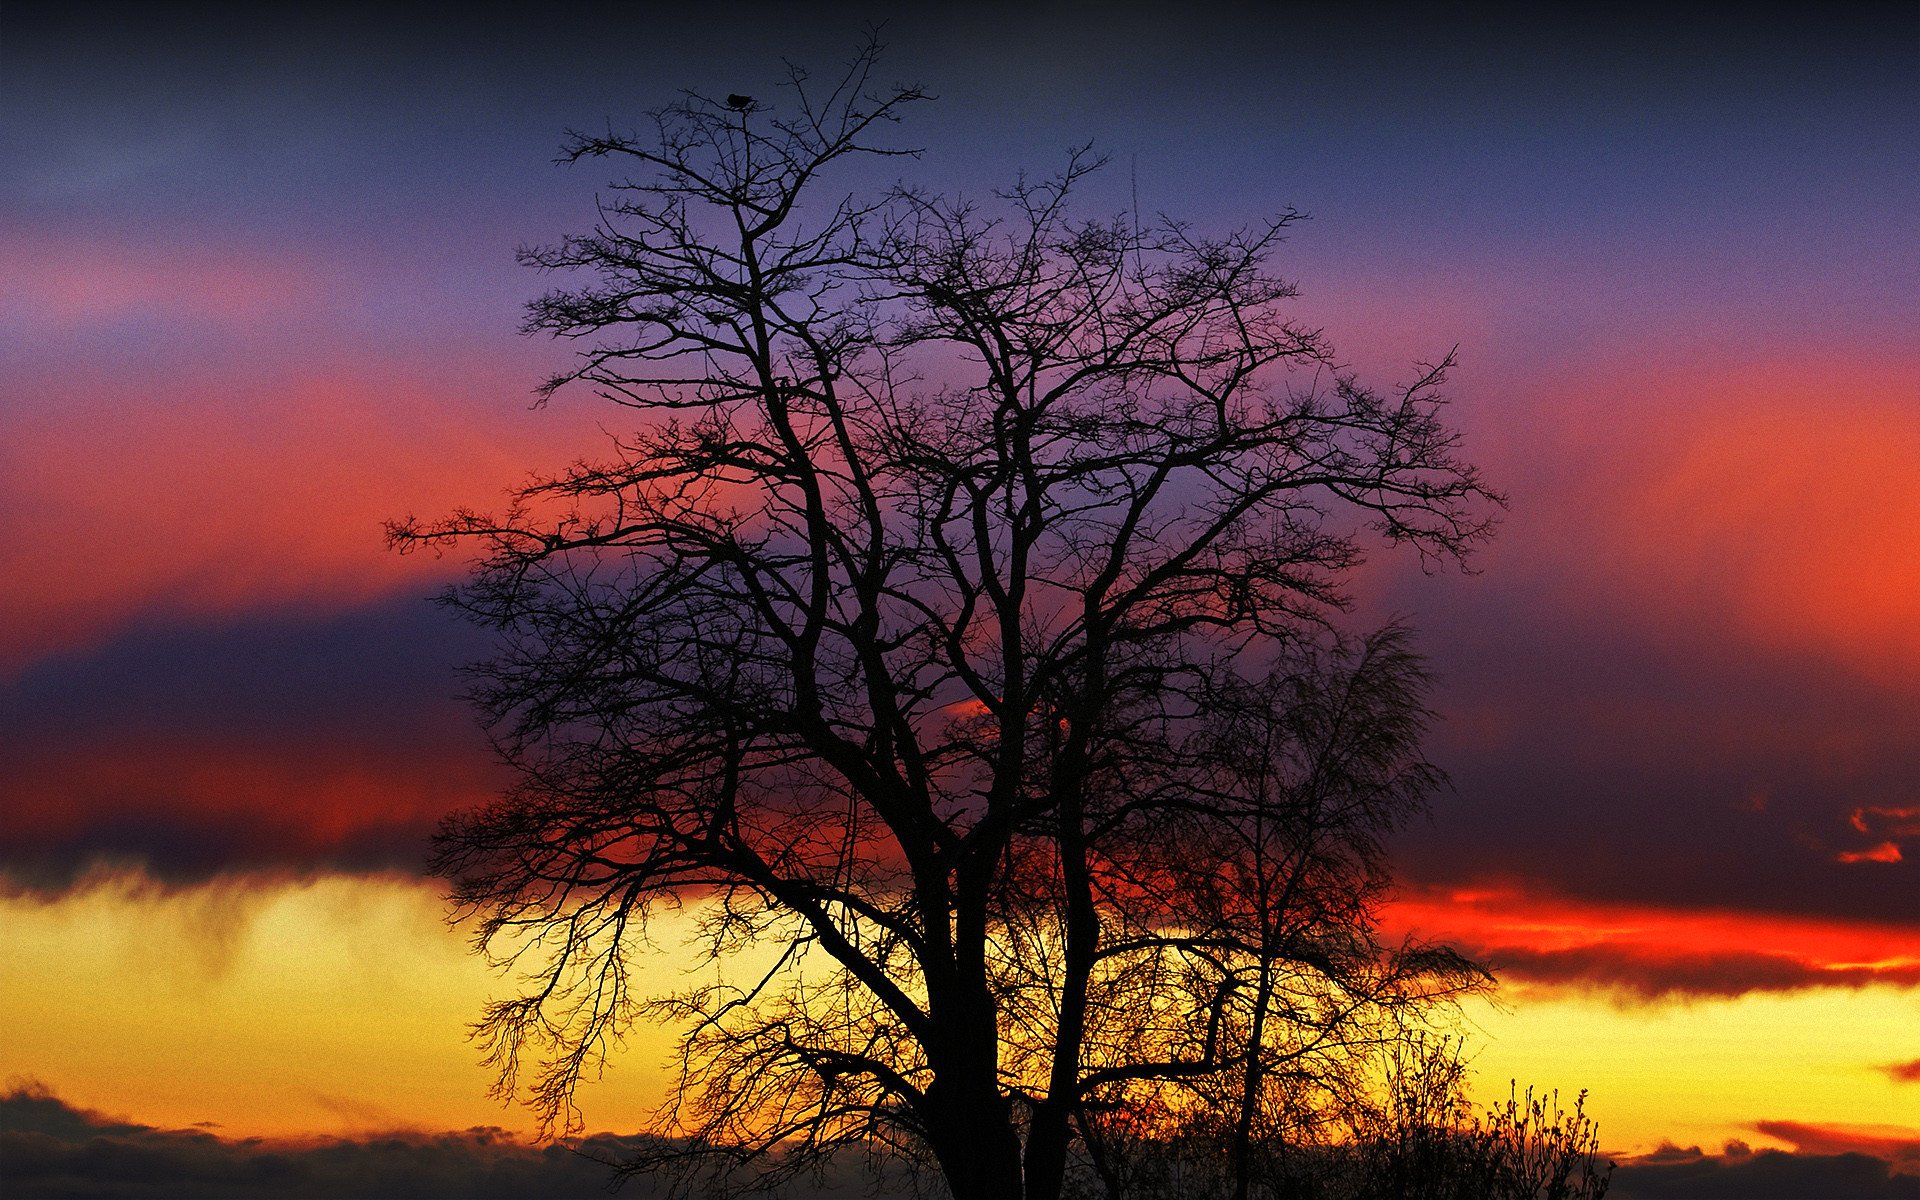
[1516,349,1920,689]
[0,362,595,678]
[1752,1120,1920,1172]
[1852,806,1920,835]
[1387,883,1920,1000]
[1882,1060,1920,1084]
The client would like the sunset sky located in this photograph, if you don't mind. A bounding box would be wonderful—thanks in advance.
[3,4,1917,1196]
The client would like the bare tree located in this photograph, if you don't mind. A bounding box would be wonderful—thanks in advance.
[1063,631,1487,1200]
[390,40,1497,1200]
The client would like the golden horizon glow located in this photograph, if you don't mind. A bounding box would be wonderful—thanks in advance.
[5,869,1917,1152]
[1461,987,1920,1155]
[0,871,674,1138]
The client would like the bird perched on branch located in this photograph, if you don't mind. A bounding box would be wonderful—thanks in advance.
[726,94,753,111]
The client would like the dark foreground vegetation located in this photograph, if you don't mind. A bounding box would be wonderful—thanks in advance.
[1055,1044,1612,1199]
[21,1075,1920,1200]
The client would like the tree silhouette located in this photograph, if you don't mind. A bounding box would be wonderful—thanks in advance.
[390,41,1498,1200]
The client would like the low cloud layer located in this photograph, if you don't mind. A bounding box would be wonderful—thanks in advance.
[1611,1130,1920,1199]
[12,1081,1920,1200]
[1484,944,1920,1000]
[0,601,497,890]
[9,590,1920,1009]
[0,1081,893,1200]
[0,1081,624,1200]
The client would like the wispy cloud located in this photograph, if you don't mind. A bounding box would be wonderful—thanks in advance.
[1752,1120,1920,1173]
[1389,885,1920,1000]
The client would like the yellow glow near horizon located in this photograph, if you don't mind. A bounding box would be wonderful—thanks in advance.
[0,872,678,1138]
[4,872,1917,1150]
[1460,986,1920,1154]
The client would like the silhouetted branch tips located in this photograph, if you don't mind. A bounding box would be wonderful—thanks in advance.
[388,37,1528,1200]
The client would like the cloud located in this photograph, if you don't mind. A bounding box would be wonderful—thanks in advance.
[0,1079,624,1200]
[1480,944,1920,1000]
[1382,521,1920,929]
[1854,807,1920,836]
[0,1081,897,1200]
[0,739,495,891]
[1755,1120,1920,1173]
[12,1079,1920,1200]
[1883,1060,1920,1085]
[1502,356,1920,689]
[1610,1139,1920,1199]
[0,1080,148,1141]
[1388,885,1920,1000]
[0,600,503,890]
[1840,842,1905,865]
[0,355,589,678]
[1839,808,1920,864]
[1370,348,1920,934]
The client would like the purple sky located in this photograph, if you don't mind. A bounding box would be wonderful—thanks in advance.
[2,3,1918,1189]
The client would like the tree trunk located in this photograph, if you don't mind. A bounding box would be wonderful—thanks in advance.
[926,1075,1025,1200]
[1023,1099,1072,1200]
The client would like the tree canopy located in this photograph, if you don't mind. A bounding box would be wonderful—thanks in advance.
[390,41,1499,1200]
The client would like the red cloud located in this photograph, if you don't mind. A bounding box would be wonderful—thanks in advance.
[1386,884,1920,1000]
[1882,1060,1920,1084]
[0,362,593,678]
[1851,806,1920,835]
[1471,944,1920,1000]
[1,737,504,885]
[1835,807,1920,865]
[1752,1121,1920,1173]
[1837,841,1904,865]
[1513,352,1920,692]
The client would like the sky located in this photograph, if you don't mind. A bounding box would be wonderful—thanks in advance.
[2,2,1917,1196]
